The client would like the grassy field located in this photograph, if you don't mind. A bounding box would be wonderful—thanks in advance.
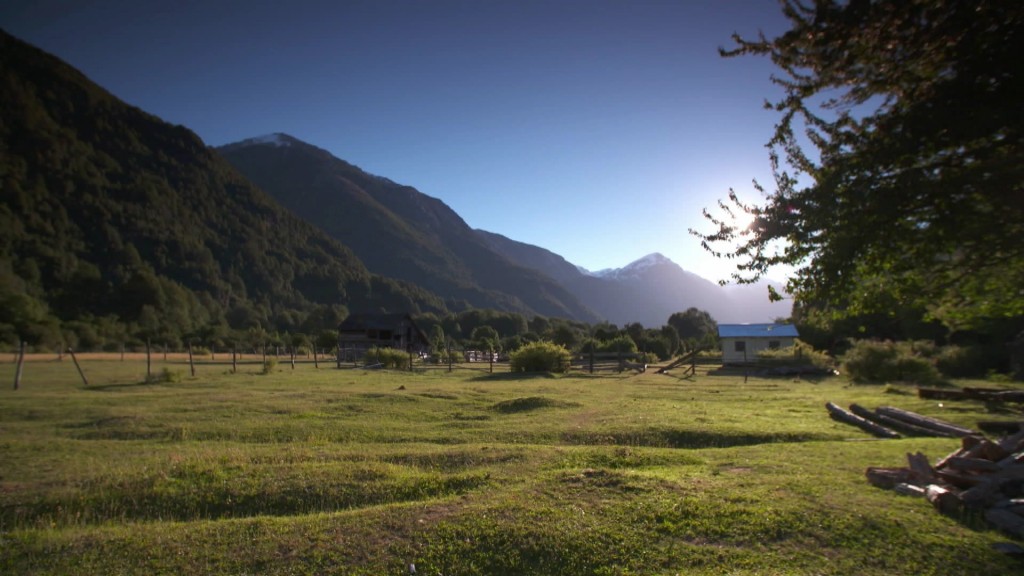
[1,357,1022,575]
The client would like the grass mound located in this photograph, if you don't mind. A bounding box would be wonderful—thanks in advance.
[490,396,579,413]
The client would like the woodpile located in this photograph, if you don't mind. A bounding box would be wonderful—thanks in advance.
[866,430,1024,538]
[825,402,981,439]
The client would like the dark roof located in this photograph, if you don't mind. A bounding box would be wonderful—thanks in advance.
[338,313,414,332]
[337,313,430,346]
[718,323,799,338]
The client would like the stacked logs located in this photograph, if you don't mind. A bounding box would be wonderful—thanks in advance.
[866,430,1024,538]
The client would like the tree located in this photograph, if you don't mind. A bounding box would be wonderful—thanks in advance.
[667,308,717,349]
[693,0,1024,330]
[470,325,500,352]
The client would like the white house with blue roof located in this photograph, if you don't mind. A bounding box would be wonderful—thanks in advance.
[718,323,799,365]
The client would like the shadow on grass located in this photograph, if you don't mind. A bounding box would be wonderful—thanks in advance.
[86,380,169,392]
[654,371,698,383]
[470,372,559,382]
[562,428,835,449]
[704,366,835,383]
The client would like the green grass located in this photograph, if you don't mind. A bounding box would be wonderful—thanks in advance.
[1,358,1022,574]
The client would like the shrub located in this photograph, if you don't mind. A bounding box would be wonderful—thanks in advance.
[841,340,943,384]
[510,341,571,373]
[260,357,278,375]
[636,351,660,365]
[148,367,181,384]
[935,345,987,378]
[364,347,410,370]
[757,339,833,368]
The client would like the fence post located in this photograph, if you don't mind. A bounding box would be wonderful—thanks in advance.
[14,341,26,390]
[187,341,196,377]
[290,346,295,369]
[146,339,152,381]
[448,341,453,373]
[68,347,88,386]
[313,344,319,369]
[232,345,237,374]
[337,343,342,369]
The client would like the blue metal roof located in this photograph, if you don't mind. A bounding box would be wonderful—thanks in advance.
[717,323,799,338]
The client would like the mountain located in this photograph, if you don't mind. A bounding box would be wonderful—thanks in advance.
[218,134,600,322]
[476,231,791,327]
[0,29,446,347]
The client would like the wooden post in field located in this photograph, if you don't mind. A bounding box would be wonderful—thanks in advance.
[589,347,594,374]
[146,339,152,381]
[120,342,125,362]
[337,343,342,369]
[290,347,295,370]
[313,345,319,369]
[14,341,26,390]
[448,341,453,373]
[489,349,493,373]
[68,347,88,386]
[262,343,267,367]
[187,341,196,377]
[163,344,167,361]
[743,348,748,383]
[232,345,237,374]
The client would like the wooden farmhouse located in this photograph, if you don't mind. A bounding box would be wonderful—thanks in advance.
[718,323,799,365]
[336,313,430,355]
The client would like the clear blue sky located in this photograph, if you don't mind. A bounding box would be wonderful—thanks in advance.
[2,0,791,283]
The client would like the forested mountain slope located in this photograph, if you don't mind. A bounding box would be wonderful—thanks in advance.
[219,135,600,322]
[0,30,445,348]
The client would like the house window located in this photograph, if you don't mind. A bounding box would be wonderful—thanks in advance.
[734,341,746,352]
[769,340,780,350]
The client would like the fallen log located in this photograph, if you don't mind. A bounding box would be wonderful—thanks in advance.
[926,484,962,515]
[917,387,970,400]
[866,466,912,489]
[998,429,1024,453]
[875,406,977,437]
[992,390,1024,403]
[985,508,1024,538]
[849,403,950,437]
[894,483,926,497]
[936,468,988,489]
[826,402,901,438]
[977,420,1024,435]
[945,456,1002,473]
[907,451,936,484]
[963,386,1017,400]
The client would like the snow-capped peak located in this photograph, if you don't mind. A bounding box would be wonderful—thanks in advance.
[621,253,671,273]
[594,253,675,280]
